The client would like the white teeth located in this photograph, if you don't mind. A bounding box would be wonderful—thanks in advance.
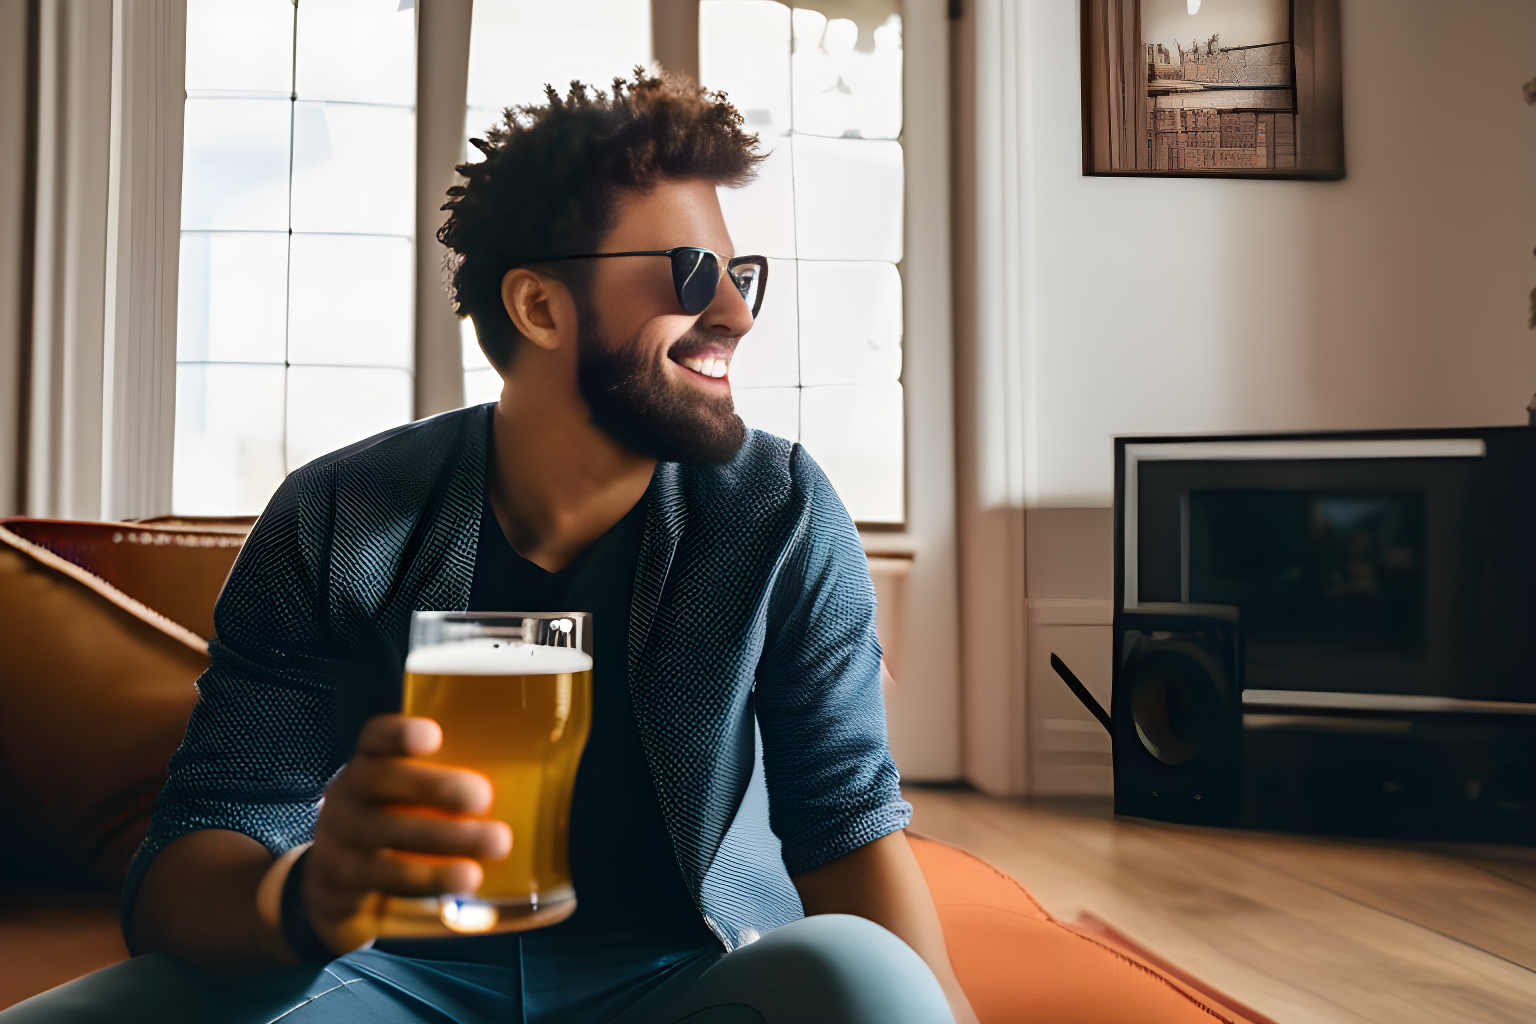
[679,355,729,379]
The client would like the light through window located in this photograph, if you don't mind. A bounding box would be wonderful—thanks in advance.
[457,1,903,524]
[173,0,416,515]
[701,1,905,524]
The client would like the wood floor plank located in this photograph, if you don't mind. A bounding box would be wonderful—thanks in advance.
[1453,853,1536,895]
[1218,835,1536,971]
[905,787,1536,1024]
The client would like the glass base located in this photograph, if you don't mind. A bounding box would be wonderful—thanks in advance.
[377,887,576,937]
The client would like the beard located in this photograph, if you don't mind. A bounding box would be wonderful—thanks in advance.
[574,302,747,465]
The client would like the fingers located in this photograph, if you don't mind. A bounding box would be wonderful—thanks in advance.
[307,712,510,942]
[320,800,512,862]
[308,844,486,903]
[334,753,494,816]
[346,715,490,816]
[356,714,443,758]
[303,846,486,951]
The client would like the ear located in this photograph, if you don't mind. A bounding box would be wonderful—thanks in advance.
[501,268,575,352]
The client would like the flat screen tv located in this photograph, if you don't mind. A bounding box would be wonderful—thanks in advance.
[1108,426,1536,843]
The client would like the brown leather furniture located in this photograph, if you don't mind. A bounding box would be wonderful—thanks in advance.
[0,516,250,1008]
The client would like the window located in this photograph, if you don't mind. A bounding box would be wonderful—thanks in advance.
[173,0,416,515]
[700,1,905,524]
[458,1,904,524]
[171,1,903,522]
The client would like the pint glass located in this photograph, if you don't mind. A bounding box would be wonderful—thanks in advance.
[379,611,593,936]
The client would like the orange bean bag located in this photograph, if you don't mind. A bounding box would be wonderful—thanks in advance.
[910,834,1267,1024]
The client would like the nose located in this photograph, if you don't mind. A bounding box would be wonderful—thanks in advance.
[699,265,756,338]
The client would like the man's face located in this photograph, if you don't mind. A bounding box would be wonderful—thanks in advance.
[572,179,756,464]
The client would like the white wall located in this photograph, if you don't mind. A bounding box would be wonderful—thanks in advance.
[1022,0,1536,507]
[960,0,1536,795]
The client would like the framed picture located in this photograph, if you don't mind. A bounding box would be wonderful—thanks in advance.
[1081,0,1343,179]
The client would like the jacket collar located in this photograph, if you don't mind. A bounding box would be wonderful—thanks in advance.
[628,461,687,680]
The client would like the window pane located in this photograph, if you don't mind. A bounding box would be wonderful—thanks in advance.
[462,318,490,371]
[464,367,503,406]
[177,232,289,364]
[700,0,907,526]
[462,318,499,405]
[181,98,291,231]
[465,104,502,147]
[290,102,415,236]
[176,0,418,516]
[185,0,294,95]
[173,364,286,515]
[716,144,796,261]
[700,1,791,141]
[295,0,416,106]
[792,135,903,262]
[791,8,902,140]
[797,261,901,385]
[800,383,903,522]
[726,258,796,388]
[286,366,412,471]
[466,0,651,111]
[288,235,413,368]
[733,387,799,443]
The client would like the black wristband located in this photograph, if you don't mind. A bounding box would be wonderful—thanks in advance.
[280,848,338,964]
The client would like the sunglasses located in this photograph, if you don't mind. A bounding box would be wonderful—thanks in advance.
[542,247,769,318]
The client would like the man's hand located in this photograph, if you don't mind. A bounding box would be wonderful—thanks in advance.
[304,714,512,954]
[130,714,510,972]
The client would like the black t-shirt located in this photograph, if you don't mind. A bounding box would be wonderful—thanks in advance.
[466,489,713,945]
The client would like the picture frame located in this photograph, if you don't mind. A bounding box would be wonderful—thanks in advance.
[1081,0,1343,179]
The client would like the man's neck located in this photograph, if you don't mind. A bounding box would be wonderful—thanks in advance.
[488,377,656,574]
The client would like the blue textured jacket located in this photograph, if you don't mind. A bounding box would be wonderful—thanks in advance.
[123,404,910,950]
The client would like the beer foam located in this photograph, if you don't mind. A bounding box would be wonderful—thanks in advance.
[405,640,593,676]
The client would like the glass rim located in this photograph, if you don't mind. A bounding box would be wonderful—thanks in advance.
[408,610,593,655]
[410,610,592,621]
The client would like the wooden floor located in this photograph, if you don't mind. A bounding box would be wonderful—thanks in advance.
[904,786,1536,1024]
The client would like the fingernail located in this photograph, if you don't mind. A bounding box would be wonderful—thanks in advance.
[489,823,513,859]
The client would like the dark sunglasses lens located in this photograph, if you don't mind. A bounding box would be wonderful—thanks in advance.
[729,262,765,317]
[671,248,718,315]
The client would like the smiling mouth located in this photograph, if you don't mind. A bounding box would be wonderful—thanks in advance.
[673,353,731,380]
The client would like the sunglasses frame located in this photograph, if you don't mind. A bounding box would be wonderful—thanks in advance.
[541,247,769,319]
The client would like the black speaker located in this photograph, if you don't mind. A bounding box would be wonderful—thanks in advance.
[1053,603,1536,842]
[1111,604,1242,825]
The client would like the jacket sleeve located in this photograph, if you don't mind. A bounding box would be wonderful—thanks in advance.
[119,467,347,938]
[753,446,911,876]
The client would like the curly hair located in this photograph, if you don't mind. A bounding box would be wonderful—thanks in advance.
[438,69,764,367]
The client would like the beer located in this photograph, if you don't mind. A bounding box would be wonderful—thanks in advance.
[379,635,593,936]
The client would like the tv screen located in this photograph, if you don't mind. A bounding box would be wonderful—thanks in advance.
[1128,448,1485,696]
[1187,490,1427,658]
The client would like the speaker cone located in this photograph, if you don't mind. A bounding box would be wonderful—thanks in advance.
[1124,641,1231,767]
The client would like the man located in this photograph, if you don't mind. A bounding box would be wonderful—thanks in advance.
[6,74,976,1024]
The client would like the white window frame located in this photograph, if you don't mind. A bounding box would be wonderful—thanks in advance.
[872,0,961,780]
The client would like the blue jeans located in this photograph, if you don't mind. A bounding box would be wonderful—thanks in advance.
[0,915,953,1024]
